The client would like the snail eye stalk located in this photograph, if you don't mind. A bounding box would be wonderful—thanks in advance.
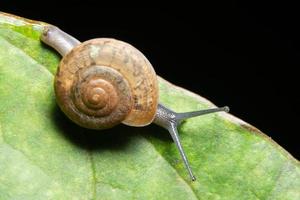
[154,104,229,181]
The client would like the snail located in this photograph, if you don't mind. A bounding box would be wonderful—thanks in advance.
[41,25,229,181]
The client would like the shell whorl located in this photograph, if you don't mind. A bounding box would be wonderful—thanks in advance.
[55,38,158,129]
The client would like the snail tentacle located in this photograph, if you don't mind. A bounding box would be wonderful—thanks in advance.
[154,104,229,181]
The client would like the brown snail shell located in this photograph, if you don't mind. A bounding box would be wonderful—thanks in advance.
[55,38,158,129]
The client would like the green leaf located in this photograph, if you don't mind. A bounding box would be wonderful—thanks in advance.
[0,12,299,200]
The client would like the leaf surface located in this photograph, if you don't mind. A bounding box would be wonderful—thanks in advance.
[0,12,299,200]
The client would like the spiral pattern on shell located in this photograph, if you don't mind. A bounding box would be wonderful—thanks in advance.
[55,38,158,129]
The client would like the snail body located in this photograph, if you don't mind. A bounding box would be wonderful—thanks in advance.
[41,26,229,181]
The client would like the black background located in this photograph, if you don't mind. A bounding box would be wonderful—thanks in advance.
[2,2,299,159]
